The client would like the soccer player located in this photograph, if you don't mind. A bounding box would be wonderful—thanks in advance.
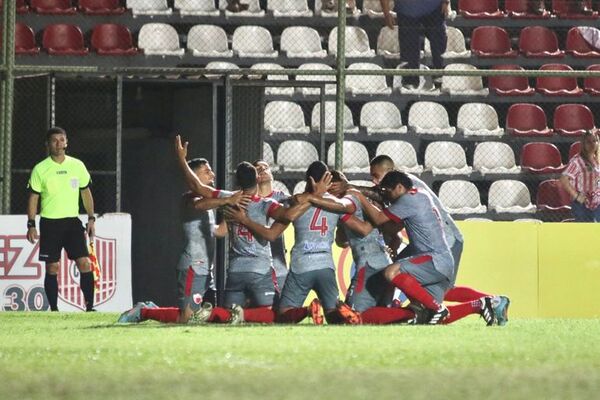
[369,155,510,325]
[26,127,96,312]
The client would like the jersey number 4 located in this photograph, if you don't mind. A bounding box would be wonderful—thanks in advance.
[309,209,329,237]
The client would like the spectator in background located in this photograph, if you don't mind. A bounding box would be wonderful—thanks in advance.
[381,0,448,89]
[560,130,600,222]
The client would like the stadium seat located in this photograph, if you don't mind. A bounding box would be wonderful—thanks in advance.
[296,63,336,96]
[293,180,306,194]
[232,26,278,58]
[536,179,572,212]
[249,63,294,95]
[458,0,504,18]
[584,64,600,95]
[278,141,319,171]
[488,64,535,96]
[456,103,504,136]
[506,103,553,137]
[79,0,126,14]
[393,64,439,95]
[328,27,375,58]
[263,142,276,168]
[488,180,537,213]
[138,23,184,57]
[363,0,395,17]
[552,0,598,18]
[520,142,566,173]
[441,64,489,96]
[464,217,493,222]
[327,142,370,173]
[315,0,361,17]
[519,26,565,58]
[268,0,313,16]
[438,180,487,214]
[553,104,596,136]
[376,140,423,174]
[360,102,407,134]
[42,24,89,56]
[31,0,77,14]
[187,25,232,58]
[91,24,137,55]
[220,0,265,16]
[15,23,40,55]
[408,101,456,135]
[272,180,290,195]
[569,141,582,159]
[514,218,543,223]
[127,0,173,16]
[204,61,241,79]
[264,101,310,134]
[174,0,219,16]
[424,142,472,175]
[504,0,551,18]
[346,63,392,95]
[566,27,600,57]
[470,26,518,58]
[280,27,326,58]
[536,64,583,96]
[377,26,400,58]
[311,102,358,134]
[473,142,521,174]
[424,26,471,59]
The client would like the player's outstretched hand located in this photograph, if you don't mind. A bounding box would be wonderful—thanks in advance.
[228,191,252,210]
[223,205,248,224]
[174,134,188,160]
[310,171,332,196]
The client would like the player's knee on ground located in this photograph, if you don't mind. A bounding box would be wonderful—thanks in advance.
[179,304,193,323]
[383,263,401,282]
[46,262,60,275]
[75,257,92,273]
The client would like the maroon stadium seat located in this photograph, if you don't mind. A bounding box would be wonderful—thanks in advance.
[458,0,504,18]
[521,142,565,173]
[15,23,40,55]
[536,64,583,96]
[471,26,518,58]
[0,0,31,13]
[488,64,535,96]
[505,0,551,18]
[506,104,553,137]
[584,64,600,95]
[519,26,565,57]
[552,0,598,18]
[566,27,600,57]
[554,104,596,137]
[569,141,582,159]
[536,179,572,212]
[91,24,138,55]
[43,24,89,55]
[79,0,126,15]
[31,0,77,14]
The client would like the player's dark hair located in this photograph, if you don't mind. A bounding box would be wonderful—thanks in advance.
[305,161,328,193]
[379,170,413,191]
[236,161,257,190]
[370,154,394,168]
[252,159,267,167]
[187,158,209,172]
[330,169,345,183]
[46,127,67,140]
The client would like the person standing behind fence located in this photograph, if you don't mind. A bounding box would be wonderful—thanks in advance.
[560,130,600,222]
[26,127,96,312]
[381,0,448,89]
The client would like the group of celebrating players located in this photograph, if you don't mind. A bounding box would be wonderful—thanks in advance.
[117,135,510,326]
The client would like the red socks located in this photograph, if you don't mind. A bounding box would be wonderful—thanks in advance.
[444,300,481,324]
[141,307,180,323]
[207,307,232,323]
[361,307,415,324]
[276,307,308,323]
[391,273,440,311]
[244,307,275,324]
[445,286,491,303]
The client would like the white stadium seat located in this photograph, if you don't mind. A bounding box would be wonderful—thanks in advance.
[264,101,310,134]
[219,0,265,16]
[249,63,293,95]
[263,142,276,168]
[424,141,472,175]
[438,180,487,214]
[204,61,241,79]
[346,63,392,95]
[296,63,336,96]
[128,0,173,16]
[328,27,375,58]
[360,102,407,134]
[311,102,358,134]
[315,0,361,17]
[441,64,489,96]
[424,27,470,59]
[187,25,232,57]
[488,180,536,213]
[327,141,370,173]
[408,102,456,135]
[293,180,306,194]
[232,26,277,58]
[363,0,395,17]
[268,0,313,17]
[377,26,399,58]
[473,142,521,175]
[175,0,219,16]
[138,23,184,56]
[280,27,326,58]
[272,180,291,195]
[277,140,319,171]
[376,140,423,174]
[457,103,504,137]
[393,64,439,95]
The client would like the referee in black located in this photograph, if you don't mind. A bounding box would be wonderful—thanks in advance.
[26,127,96,312]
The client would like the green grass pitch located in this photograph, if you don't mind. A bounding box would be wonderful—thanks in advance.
[1,313,600,400]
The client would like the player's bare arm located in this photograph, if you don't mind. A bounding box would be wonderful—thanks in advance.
[347,189,390,227]
[335,226,349,248]
[190,191,252,211]
[214,222,228,238]
[81,188,95,238]
[174,135,218,199]
[26,192,40,244]
[269,196,313,223]
[223,206,288,242]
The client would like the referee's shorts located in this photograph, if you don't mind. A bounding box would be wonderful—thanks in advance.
[39,217,89,263]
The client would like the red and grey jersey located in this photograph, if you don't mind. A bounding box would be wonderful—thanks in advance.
[384,189,454,279]
[563,154,600,209]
